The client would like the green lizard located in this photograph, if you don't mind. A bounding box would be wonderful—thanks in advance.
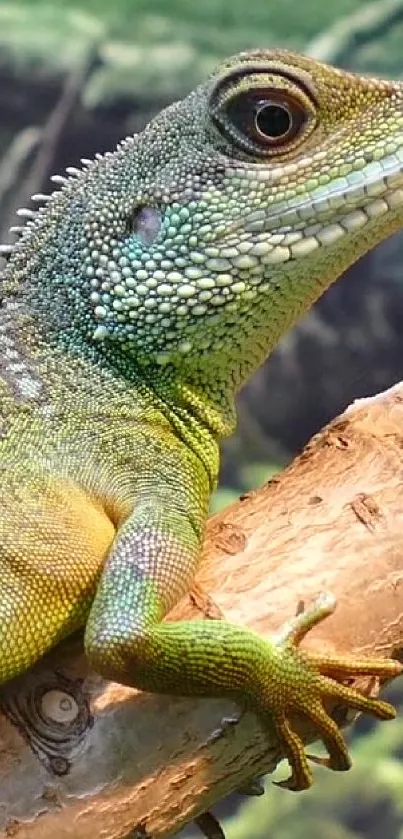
[1,48,403,793]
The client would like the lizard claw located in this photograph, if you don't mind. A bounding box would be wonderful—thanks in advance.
[262,593,402,791]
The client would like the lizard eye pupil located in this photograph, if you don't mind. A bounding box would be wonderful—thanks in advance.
[247,93,306,149]
[255,102,291,140]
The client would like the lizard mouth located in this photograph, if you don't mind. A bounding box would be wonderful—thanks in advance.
[258,146,403,231]
[214,142,403,257]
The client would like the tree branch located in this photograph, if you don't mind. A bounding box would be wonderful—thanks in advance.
[1,383,403,838]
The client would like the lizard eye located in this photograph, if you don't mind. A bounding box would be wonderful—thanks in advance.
[210,68,317,158]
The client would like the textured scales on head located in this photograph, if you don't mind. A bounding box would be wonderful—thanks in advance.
[2,48,403,402]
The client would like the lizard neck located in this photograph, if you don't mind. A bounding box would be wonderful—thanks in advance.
[0,300,227,488]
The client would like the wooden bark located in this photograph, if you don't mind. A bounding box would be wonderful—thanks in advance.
[1,383,403,839]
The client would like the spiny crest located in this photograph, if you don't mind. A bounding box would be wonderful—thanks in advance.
[0,155,100,265]
[0,135,137,268]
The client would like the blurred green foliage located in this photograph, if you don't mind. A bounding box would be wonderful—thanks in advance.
[1,0,403,108]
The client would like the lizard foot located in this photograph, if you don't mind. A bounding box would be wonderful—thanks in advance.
[261,592,401,792]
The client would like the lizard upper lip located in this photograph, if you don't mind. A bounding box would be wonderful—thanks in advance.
[259,148,403,230]
[216,143,403,241]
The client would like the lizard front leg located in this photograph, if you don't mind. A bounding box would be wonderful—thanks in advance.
[84,453,401,790]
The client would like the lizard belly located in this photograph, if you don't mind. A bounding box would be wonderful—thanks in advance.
[0,462,115,683]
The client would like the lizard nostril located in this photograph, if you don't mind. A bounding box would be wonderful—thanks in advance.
[128,205,162,246]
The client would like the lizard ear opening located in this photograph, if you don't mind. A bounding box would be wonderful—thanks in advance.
[126,205,162,247]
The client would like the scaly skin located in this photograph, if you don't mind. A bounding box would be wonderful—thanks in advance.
[1,49,403,791]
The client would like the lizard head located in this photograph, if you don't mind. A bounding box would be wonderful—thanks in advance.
[3,49,403,392]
